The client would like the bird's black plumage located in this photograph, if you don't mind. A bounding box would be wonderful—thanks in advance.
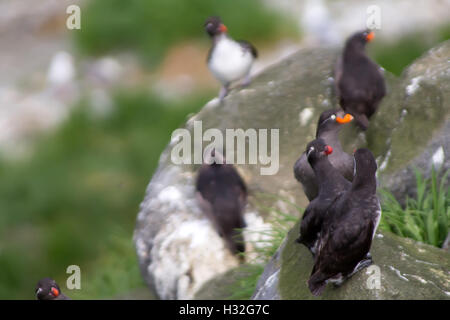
[294,109,354,201]
[335,30,386,130]
[308,148,381,296]
[296,138,351,256]
[196,150,247,259]
[35,278,70,300]
[237,40,258,58]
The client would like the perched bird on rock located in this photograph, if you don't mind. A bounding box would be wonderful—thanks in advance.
[196,149,247,259]
[205,16,258,102]
[334,30,386,130]
[35,278,70,300]
[296,138,351,256]
[294,109,354,201]
[308,148,381,296]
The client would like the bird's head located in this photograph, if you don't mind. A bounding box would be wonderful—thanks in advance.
[306,138,333,165]
[35,278,62,300]
[204,16,228,37]
[316,109,354,136]
[353,148,377,179]
[346,29,376,49]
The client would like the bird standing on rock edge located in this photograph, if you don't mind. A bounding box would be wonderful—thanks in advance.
[195,149,247,261]
[296,138,351,256]
[35,278,71,300]
[205,16,258,102]
[334,30,386,130]
[308,148,381,296]
[294,109,354,201]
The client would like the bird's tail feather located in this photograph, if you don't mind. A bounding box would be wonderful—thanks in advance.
[308,271,328,296]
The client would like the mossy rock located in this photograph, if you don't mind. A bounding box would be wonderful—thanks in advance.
[135,40,450,299]
[253,222,449,300]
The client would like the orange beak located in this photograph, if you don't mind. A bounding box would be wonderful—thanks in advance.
[366,31,375,42]
[336,113,353,124]
[51,287,60,297]
[219,24,228,33]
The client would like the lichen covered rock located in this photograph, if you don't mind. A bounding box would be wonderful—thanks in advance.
[253,223,450,300]
[134,41,450,299]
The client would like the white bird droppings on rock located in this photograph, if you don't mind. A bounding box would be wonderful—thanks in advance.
[158,185,183,203]
[406,76,423,96]
[379,149,391,172]
[389,266,409,281]
[299,108,314,126]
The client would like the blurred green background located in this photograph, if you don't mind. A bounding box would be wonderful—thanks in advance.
[0,0,448,299]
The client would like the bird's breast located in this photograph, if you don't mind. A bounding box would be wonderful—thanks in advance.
[208,38,253,83]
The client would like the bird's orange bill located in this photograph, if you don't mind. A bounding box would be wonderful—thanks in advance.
[336,113,354,123]
[51,287,60,297]
[366,31,375,42]
[219,24,228,33]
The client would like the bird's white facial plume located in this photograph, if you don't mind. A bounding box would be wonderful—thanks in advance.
[306,146,315,158]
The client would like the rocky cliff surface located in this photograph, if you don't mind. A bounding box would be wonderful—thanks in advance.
[134,41,450,299]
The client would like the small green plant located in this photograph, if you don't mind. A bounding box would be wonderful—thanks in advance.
[379,168,449,248]
[226,194,300,300]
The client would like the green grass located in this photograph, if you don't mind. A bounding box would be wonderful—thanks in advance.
[370,24,450,75]
[380,168,449,248]
[226,166,450,299]
[0,90,209,299]
[226,195,300,300]
[75,0,297,67]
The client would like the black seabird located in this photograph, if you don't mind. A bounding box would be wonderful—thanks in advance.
[308,148,381,296]
[205,16,258,101]
[334,30,386,130]
[294,109,354,201]
[35,278,70,300]
[296,138,351,256]
[196,149,247,259]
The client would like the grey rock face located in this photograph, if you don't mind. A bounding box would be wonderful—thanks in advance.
[135,41,450,299]
[133,148,272,300]
[253,225,450,300]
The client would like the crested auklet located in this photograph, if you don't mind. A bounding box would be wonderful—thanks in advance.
[308,148,381,296]
[296,138,351,256]
[196,149,247,259]
[35,278,70,300]
[334,30,386,130]
[205,16,258,101]
[294,109,354,201]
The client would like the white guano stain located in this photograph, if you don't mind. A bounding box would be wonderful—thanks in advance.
[389,266,409,281]
[299,108,314,126]
[406,76,423,96]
